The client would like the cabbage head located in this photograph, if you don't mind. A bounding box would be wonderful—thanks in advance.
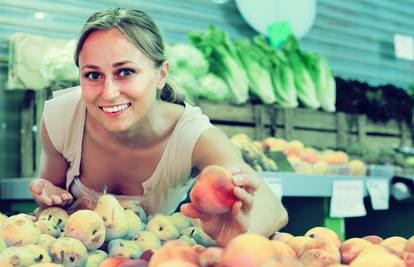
[168,44,209,78]
[199,73,231,103]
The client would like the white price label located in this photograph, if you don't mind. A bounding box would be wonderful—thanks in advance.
[366,179,389,210]
[394,34,414,60]
[264,177,283,200]
[330,180,366,218]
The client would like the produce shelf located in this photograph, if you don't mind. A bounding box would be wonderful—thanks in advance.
[0,173,392,200]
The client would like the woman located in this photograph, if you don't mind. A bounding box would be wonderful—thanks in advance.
[30,8,287,246]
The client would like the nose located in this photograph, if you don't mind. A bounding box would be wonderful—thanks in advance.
[101,78,120,100]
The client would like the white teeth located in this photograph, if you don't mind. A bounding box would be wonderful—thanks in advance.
[102,104,129,113]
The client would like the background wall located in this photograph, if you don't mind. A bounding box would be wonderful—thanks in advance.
[0,0,413,178]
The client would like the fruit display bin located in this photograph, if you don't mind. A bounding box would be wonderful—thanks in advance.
[0,172,397,241]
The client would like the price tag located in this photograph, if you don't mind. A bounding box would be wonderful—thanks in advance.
[330,180,366,218]
[366,179,389,210]
[264,177,283,200]
[394,34,414,61]
[267,20,293,48]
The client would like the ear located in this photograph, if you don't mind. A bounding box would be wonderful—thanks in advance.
[157,61,170,90]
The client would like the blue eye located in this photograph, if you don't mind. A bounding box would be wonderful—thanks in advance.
[119,68,135,77]
[85,72,101,80]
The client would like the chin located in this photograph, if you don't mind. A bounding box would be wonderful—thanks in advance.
[103,122,131,133]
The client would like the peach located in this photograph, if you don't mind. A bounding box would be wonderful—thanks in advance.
[283,140,305,157]
[0,213,40,246]
[285,236,313,257]
[381,236,408,253]
[322,150,349,165]
[157,260,198,267]
[263,138,287,153]
[287,156,302,165]
[348,160,367,176]
[261,256,304,267]
[118,259,149,267]
[231,133,251,144]
[359,244,392,256]
[64,210,106,251]
[405,235,414,253]
[350,252,405,267]
[30,264,64,267]
[299,249,340,266]
[222,233,275,267]
[300,148,320,164]
[190,165,236,214]
[198,247,223,267]
[270,232,294,243]
[99,256,130,267]
[148,240,199,267]
[305,227,342,247]
[362,235,383,245]
[252,141,264,152]
[271,240,296,257]
[299,238,341,262]
[398,251,414,267]
[313,161,330,175]
[339,238,372,264]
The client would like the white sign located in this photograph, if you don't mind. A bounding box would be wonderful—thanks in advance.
[330,180,366,218]
[394,34,414,60]
[264,177,283,200]
[366,179,389,210]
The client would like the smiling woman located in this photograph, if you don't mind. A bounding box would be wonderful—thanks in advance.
[29,7,288,246]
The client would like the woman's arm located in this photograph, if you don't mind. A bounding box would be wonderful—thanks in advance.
[30,119,73,206]
[190,127,288,237]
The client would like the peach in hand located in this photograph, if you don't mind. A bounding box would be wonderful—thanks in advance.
[190,165,236,214]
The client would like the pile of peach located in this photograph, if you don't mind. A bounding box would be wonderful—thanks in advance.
[134,227,413,267]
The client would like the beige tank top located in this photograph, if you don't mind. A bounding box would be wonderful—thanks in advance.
[43,86,214,214]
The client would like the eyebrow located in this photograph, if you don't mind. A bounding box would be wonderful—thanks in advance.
[81,61,134,70]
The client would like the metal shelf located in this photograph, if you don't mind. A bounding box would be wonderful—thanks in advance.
[0,173,393,200]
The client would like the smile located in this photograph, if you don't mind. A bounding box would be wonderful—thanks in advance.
[100,103,131,113]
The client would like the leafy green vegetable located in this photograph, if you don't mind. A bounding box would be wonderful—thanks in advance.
[253,36,298,108]
[189,26,249,104]
[234,39,276,104]
[198,73,231,102]
[167,44,209,78]
[283,35,320,109]
[41,39,79,83]
[303,52,336,112]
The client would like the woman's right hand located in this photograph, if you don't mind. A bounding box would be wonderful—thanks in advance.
[30,178,73,207]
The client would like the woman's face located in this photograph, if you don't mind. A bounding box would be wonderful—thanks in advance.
[78,28,168,132]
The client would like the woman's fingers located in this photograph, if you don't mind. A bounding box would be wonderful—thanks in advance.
[30,179,45,195]
[36,194,53,206]
[51,195,63,205]
[232,173,259,193]
[180,203,211,221]
[60,193,73,205]
[233,187,253,213]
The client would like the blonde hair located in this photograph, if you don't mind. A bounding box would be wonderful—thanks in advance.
[74,8,182,104]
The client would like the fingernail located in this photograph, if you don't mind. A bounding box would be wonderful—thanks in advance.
[229,166,241,173]
[233,175,243,184]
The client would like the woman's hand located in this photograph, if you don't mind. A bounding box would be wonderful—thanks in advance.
[30,178,73,207]
[180,170,259,247]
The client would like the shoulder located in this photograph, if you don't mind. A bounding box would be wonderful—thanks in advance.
[46,86,82,107]
[42,86,84,152]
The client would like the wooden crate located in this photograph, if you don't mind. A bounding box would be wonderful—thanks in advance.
[197,100,273,141]
[273,108,413,150]
[198,100,413,150]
